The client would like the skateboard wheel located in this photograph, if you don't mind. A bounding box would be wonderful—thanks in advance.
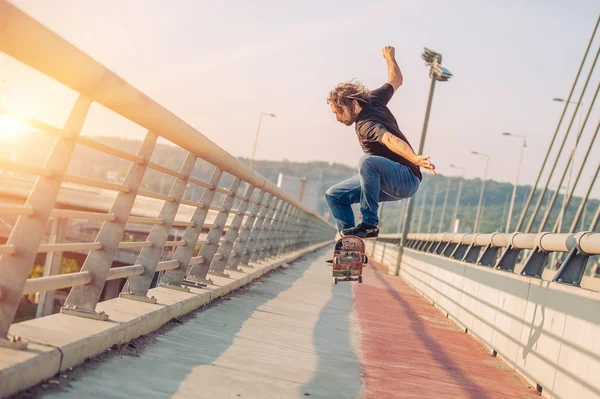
[358,276,363,284]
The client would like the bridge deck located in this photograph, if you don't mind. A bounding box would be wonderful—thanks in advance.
[33,248,540,399]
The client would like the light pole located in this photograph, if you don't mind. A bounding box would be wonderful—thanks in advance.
[502,132,527,233]
[250,112,276,168]
[396,47,452,275]
[449,164,465,232]
[471,151,490,232]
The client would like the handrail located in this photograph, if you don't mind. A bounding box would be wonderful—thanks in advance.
[0,1,336,349]
[0,1,332,227]
[379,232,599,286]
[381,232,600,254]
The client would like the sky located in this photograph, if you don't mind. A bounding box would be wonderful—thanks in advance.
[1,0,599,197]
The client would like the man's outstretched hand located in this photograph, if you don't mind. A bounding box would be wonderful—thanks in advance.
[414,155,436,176]
[382,46,395,60]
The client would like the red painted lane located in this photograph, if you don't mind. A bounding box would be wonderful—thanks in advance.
[353,261,542,399]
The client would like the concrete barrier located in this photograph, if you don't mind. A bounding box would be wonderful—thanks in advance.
[372,241,600,399]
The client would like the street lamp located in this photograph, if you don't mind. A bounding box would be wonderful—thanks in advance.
[396,47,452,275]
[553,98,584,131]
[502,132,527,233]
[471,151,490,232]
[250,112,276,168]
[449,164,465,232]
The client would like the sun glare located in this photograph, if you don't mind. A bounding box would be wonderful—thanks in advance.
[0,115,22,139]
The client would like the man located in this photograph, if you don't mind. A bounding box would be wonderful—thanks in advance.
[326,46,436,239]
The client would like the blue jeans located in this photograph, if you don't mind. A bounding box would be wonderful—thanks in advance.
[325,155,420,231]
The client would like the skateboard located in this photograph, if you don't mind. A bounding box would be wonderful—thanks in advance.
[331,235,368,284]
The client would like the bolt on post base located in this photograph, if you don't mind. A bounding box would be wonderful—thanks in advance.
[0,335,28,350]
[119,292,158,304]
[158,282,191,293]
[60,306,109,321]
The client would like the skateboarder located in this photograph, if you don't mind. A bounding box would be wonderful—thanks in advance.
[326,46,436,239]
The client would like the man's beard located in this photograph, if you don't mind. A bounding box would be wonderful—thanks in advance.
[345,108,360,125]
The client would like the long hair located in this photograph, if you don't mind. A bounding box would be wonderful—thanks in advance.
[327,80,371,110]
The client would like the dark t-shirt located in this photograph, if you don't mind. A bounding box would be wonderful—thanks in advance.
[355,83,422,180]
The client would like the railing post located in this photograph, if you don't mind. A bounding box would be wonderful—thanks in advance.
[520,247,549,278]
[251,197,279,263]
[495,235,522,272]
[36,216,68,318]
[381,242,387,263]
[239,194,272,267]
[209,184,254,276]
[226,191,265,271]
[521,234,552,278]
[159,168,223,290]
[62,130,158,321]
[289,210,304,251]
[0,96,91,348]
[553,234,592,286]
[187,178,242,284]
[257,200,280,260]
[263,201,288,259]
[277,206,296,256]
[120,153,196,302]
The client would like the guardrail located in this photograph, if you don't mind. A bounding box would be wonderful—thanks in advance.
[368,236,600,399]
[377,232,600,288]
[0,1,335,350]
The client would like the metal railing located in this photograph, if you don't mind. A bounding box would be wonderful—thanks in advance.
[378,232,600,288]
[0,1,335,349]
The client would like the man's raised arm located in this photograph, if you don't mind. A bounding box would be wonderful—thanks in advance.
[383,46,403,91]
[381,132,436,175]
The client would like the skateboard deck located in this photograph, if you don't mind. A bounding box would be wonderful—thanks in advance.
[331,235,367,284]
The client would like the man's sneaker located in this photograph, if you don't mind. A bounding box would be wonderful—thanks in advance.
[340,223,379,240]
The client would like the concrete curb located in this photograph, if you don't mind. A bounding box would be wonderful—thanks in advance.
[0,241,331,398]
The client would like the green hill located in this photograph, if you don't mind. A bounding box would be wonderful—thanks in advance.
[34,136,596,234]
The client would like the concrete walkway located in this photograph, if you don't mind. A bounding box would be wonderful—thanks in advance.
[36,248,540,399]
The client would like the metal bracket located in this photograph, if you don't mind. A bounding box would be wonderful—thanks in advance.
[435,241,447,255]
[477,244,499,267]
[520,246,548,278]
[462,244,481,264]
[450,243,468,260]
[0,335,28,350]
[60,306,109,321]
[552,247,590,286]
[427,241,438,253]
[495,245,520,272]
[442,242,457,257]
[119,292,158,304]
